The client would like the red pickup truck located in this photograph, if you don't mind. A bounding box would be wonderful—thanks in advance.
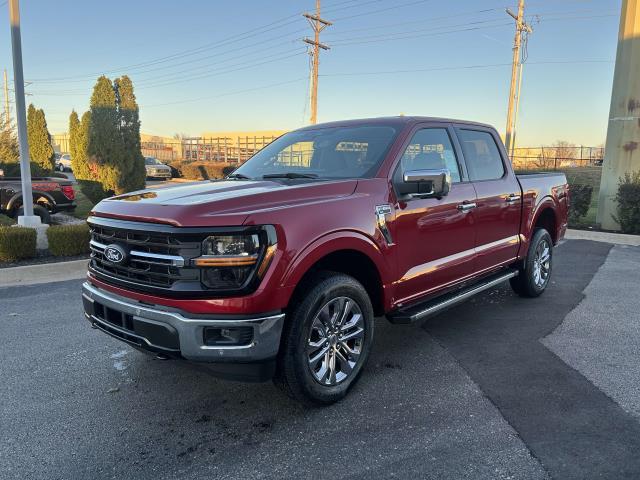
[82,117,568,405]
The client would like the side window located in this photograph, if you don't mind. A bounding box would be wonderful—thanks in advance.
[398,128,461,183]
[457,129,505,181]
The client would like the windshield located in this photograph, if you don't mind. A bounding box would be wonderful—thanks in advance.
[232,125,398,180]
[145,157,161,165]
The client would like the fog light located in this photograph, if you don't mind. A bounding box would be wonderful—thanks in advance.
[203,326,253,346]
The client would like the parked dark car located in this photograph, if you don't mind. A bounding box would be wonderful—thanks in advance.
[0,168,76,224]
[82,116,568,405]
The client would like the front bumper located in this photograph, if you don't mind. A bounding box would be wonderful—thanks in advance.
[146,170,172,178]
[82,282,285,380]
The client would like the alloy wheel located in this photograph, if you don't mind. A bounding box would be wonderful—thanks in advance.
[532,239,551,288]
[306,296,365,386]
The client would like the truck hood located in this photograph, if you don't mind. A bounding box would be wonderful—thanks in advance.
[91,179,358,227]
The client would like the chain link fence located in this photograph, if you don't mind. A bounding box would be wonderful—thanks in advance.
[511,146,604,171]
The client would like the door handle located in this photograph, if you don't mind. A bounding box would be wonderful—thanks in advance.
[506,193,521,204]
[457,202,477,212]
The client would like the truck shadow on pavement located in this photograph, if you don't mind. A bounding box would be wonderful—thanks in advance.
[423,239,640,480]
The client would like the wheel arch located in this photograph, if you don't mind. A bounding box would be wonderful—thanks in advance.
[531,201,558,243]
[7,190,56,214]
[282,232,391,316]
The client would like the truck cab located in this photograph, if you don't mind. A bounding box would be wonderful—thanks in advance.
[82,117,568,405]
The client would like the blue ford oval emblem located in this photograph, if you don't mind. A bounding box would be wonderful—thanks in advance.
[104,244,127,265]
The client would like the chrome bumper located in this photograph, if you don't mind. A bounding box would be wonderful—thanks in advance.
[81,282,285,363]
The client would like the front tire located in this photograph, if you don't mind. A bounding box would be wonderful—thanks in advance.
[274,272,374,406]
[510,228,553,297]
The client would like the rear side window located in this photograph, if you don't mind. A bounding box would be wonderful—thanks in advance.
[457,129,505,181]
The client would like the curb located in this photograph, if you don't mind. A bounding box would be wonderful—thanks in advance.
[0,259,88,288]
[565,229,640,247]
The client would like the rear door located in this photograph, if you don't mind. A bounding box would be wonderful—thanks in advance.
[455,126,521,273]
[391,124,477,305]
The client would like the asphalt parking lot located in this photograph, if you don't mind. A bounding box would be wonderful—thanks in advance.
[2,239,640,480]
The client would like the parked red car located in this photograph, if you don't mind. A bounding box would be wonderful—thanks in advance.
[82,117,568,404]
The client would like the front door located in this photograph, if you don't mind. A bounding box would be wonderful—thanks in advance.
[392,126,477,306]
[455,127,521,273]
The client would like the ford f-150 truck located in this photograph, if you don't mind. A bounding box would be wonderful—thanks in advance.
[82,117,568,405]
[0,169,76,224]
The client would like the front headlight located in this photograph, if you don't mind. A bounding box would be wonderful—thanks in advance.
[192,228,277,292]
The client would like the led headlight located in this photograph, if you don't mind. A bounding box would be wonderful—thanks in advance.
[192,229,278,293]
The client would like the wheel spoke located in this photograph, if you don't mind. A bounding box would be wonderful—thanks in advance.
[337,299,353,327]
[340,327,364,343]
[335,349,353,375]
[327,351,337,384]
[340,312,362,332]
[308,345,330,367]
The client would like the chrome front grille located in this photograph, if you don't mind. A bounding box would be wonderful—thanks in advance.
[89,222,202,291]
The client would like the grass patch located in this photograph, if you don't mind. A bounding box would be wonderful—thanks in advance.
[71,188,95,219]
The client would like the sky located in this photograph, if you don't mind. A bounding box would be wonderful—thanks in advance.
[0,0,622,146]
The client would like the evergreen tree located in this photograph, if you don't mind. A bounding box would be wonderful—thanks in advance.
[68,110,80,171]
[88,76,120,194]
[27,104,55,172]
[114,76,145,192]
[0,116,19,164]
[69,110,93,180]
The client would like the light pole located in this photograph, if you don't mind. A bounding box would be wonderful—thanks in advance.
[8,0,40,226]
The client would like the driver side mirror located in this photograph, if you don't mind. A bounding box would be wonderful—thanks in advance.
[397,168,451,200]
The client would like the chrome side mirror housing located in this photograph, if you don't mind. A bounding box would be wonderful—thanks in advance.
[397,168,452,199]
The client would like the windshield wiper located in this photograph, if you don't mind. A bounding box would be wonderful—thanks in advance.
[262,172,318,179]
[226,173,251,180]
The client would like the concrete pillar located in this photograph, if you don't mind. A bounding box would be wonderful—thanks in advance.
[597,0,640,230]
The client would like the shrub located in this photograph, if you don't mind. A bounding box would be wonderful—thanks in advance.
[78,180,110,204]
[0,226,36,261]
[46,223,91,256]
[568,184,593,224]
[168,161,183,178]
[613,171,640,234]
[0,161,49,178]
[176,162,234,180]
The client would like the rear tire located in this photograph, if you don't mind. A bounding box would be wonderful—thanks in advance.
[274,272,374,406]
[510,228,553,297]
[16,205,51,224]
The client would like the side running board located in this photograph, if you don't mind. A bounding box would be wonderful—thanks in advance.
[387,270,519,324]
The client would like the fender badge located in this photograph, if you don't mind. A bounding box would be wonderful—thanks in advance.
[375,204,394,245]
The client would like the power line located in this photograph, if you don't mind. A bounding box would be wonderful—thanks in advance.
[330,21,514,46]
[142,77,308,109]
[30,33,305,85]
[324,7,504,37]
[27,15,305,82]
[329,18,513,43]
[317,59,612,77]
[333,0,433,21]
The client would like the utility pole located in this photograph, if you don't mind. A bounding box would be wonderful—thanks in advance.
[303,0,331,125]
[3,69,9,125]
[8,0,39,225]
[504,0,532,158]
[596,0,640,230]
